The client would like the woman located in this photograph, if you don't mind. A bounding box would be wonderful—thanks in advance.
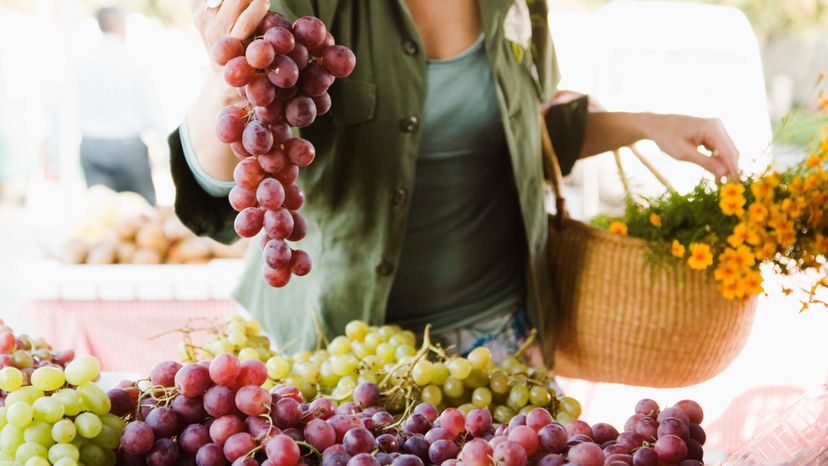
[172,0,739,363]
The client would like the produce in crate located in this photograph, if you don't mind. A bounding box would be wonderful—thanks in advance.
[59,206,246,265]
[0,355,123,466]
[212,11,355,287]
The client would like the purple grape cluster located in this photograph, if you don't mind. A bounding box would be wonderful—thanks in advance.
[211,12,356,287]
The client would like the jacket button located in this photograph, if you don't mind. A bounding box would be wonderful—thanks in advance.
[376,260,394,276]
[391,188,407,206]
[402,40,418,56]
[400,116,419,133]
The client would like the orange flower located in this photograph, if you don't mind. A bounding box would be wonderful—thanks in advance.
[747,202,768,224]
[720,198,745,217]
[609,221,628,236]
[755,241,777,260]
[727,223,749,248]
[687,243,713,270]
[671,240,686,258]
[714,261,739,285]
[649,213,662,228]
[806,153,822,169]
[741,271,764,296]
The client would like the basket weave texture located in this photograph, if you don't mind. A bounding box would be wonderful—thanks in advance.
[548,217,758,388]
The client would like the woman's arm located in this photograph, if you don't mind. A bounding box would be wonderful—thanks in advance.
[580,111,740,179]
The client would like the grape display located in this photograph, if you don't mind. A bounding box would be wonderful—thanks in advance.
[0,354,123,466]
[0,320,76,388]
[212,11,356,287]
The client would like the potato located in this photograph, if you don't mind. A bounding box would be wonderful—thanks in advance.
[115,242,137,264]
[85,242,117,265]
[175,237,212,263]
[132,248,163,264]
[135,222,169,255]
[210,239,248,259]
[113,215,144,241]
[162,215,191,242]
[59,239,89,264]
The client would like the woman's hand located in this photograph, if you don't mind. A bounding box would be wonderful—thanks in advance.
[185,0,270,181]
[642,114,740,180]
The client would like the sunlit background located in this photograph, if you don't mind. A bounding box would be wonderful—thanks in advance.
[0,1,827,463]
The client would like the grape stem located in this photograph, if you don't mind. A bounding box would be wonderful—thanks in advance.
[295,440,322,461]
[514,328,537,358]
[311,309,330,351]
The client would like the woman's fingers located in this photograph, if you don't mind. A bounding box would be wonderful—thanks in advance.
[701,119,740,178]
[230,0,270,39]
[670,142,729,180]
[216,0,253,34]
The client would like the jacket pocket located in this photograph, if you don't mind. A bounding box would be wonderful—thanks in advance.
[314,78,377,127]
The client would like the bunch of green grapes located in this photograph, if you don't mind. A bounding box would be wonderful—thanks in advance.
[0,356,123,466]
[179,315,275,364]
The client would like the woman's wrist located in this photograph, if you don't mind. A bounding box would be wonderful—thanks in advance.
[185,70,240,181]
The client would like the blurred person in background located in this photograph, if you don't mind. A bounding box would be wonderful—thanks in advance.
[75,6,158,205]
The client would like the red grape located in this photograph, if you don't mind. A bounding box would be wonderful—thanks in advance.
[286,96,317,128]
[264,208,295,239]
[673,400,704,424]
[108,388,133,417]
[465,408,492,438]
[537,423,566,453]
[259,149,289,175]
[508,425,539,455]
[275,165,299,185]
[293,17,327,49]
[263,264,292,287]
[657,407,690,425]
[313,92,332,115]
[256,101,286,124]
[246,74,276,107]
[121,421,155,455]
[234,207,265,238]
[311,32,336,56]
[224,56,256,87]
[634,399,660,419]
[288,44,310,70]
[210,415,245,447]
[180,423,211,456]
[196,443,225,466]
[438,408,465,437]
[146,438,179,466]
[246,39,276,69]
[236,385,270,416]
[224,432,256,462]
[349,453,380,466]
[393,454,424,466]
[204,385,236,417]
[212,37,244,65]
[658,417,690,441]
[309,398,336,420]
[257,178,286,210]
[322,45,356,78]
[229,186,258,212]
[343,427,374,456]
[632,447,658,466]
[526,408,554,431]
[266,434,301,466]
[259,12,292,34]
[283,184,305,210]
[300,62,335,97]
[492,441,526,466]
[267,56,300,89]
[210,353,242,386]
[271,122,293,145]
[231,141,252,159]
[565,420,593,439]
[304,418,336,451]
[353,383,380,408]
[428,440,458,465]
[242,120,274,155]
[654,435,687,463]
[264,27,296,55]
[145,406,181,438]
[264,239,292,269]
[284,138,315,168]
[175,364,211,398]
[150,360,182,387]
[233,157,266,190]
[566,442,603,466]
[237,360,268,386]
[216,113,246,143]
[537,454,564,466]
[634,417,658,441]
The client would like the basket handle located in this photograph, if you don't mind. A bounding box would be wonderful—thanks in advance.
[541,116,679,226]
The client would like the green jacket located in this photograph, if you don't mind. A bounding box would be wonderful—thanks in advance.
[169,0,587,363]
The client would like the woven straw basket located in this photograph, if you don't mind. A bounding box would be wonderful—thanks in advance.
[540,118,757,388]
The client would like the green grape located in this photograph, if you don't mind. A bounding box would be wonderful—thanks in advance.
[558,396,581,419]
[430,363,450,386]
[298,382,317,402]
[6,387,43,407]
[76,383,110,415]
[262,380,276,391]
[388,334,407,347]
[0,425,23,454]
[15,442,47,464]
[467,347,491,370]
[377,325,398,339]
[293,361,319,383]
[79,442,106,466]
[375,343,395,363]
[293,351,313,362]
[227,321,246,335]
[244,318,262,335]
[51,390,84,417]
[53,458,78,466]
[363,332,385,352]
[357,372,377,385]
[32,397,64,423]
[256,347,272,361]
[0,367,23,392]
[518,405,535,416]
[510,363,529,376]
[318,361,339,387]
[457,403,475,416]
[74,413,102,439]
[463,369,489,389]
[282,375,303,389]
[63,356,100,386]
[556,412,573,425]
[507,384,530,410]
[529,386,552,406]
[350,341,368,358]
[89,425,118,450]
[98,414,125,438]
[394,344,416,362]
[330,355,358,377]
[30,367,66,393]
[0,407,7,430]
[361,355,382,372]
[48,442,80,463]
[336,375,357,391]
[266,356,291,380]
[489,369,510,395]
[399,330,416,346]
[12,351,33,369]
[420,385,442,406]
[237,347,259,361]
[7,402,34,428]
[442,378,464,399]
[51,420,76,444]
[25,456,50,466]
[345,321,369,342]
[411,360,433,386]
[471,387,492,408]
[328,336,352,356]
[102,447,117,466]
[204,339,234,356]
[227,330,247,347]
[23,421,53,447]
[493,405,516,424]
[447,358,472,380]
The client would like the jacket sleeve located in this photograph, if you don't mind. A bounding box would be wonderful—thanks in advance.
[544,95,589,177]
[169,128,239,244]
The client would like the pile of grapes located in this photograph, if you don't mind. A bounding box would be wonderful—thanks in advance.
[0,355,124,466]
[113,350,708,465]
[212,11,356,287]
[176,317,577,426]
[0,320,75,385]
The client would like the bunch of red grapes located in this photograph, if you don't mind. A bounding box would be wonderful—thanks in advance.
[0,319,75,389]
[110,353,707,466]
[211,12,355,287]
